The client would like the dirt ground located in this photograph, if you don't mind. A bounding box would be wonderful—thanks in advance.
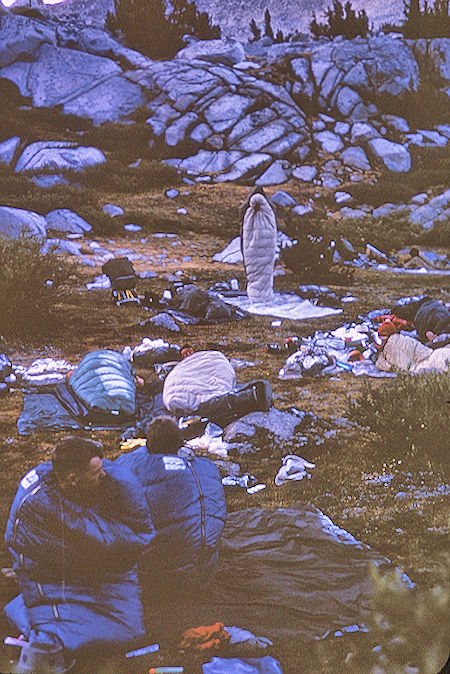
[0,183,448,672]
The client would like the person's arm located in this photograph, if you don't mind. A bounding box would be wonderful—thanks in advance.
[14,475,154,572]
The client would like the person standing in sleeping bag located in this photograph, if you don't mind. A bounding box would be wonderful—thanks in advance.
[3,436,154,669]
[116,415,226,600]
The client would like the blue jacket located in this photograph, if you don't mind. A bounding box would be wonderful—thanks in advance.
[4,460,154,653]
[115,448,226,586]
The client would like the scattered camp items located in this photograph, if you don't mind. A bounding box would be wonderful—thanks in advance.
[102,257,140,306]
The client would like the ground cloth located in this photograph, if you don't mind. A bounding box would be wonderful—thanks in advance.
[17,382,166,435]
[144,505,412,645]
[222,293,342,320]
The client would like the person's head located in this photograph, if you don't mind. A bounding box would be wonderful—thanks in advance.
[146,415,182,454]
[181,344,195,359]
[51,436,106,499]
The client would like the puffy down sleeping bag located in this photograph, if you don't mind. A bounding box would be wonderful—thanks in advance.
[241,189,277,303]
[3,461,154,653]
[162,351,236,415]
[115,448,226,589]
[69,349,136,417]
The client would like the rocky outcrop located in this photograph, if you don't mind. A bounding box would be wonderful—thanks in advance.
[14,140,106,172]
[45,209,92,234]
[0,206,47,239]
[0,12,448,184]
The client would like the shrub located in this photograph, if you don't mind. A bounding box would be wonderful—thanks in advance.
[401,0,450,38]
[78,159,182,193]
[310,0,370,39]
[377,82,450,128]
[342,564,449,672]
[346,372,449,461]
[249,8,295,42]
[281,231,355,285]
[0,235,80,338]
[0,90,92,144]
[106,0,220,59]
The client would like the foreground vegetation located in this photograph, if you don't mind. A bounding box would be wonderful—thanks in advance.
[0,71,448,673]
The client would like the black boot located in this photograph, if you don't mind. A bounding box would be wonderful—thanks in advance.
[197,380,272,427]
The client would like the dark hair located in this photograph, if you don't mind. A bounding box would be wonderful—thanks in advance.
[146,415,182,454]
[51,436,104,477]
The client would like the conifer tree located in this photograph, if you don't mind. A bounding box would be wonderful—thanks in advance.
[106,0,220,59]
[264,8,274,38]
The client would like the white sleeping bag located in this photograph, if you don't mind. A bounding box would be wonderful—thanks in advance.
[162,350,236,414]
[242,192,277,303]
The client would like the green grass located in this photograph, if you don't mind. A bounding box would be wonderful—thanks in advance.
[347,372,450,463]
[0,234,81,338]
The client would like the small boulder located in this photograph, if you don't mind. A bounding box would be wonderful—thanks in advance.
[292,165,317,181]
[15,141,106,173]
[368,138,411,172]
[103,203,124,216]
[45,209,92,234]
[176,38,245,66]
[0,136,20,166]
[0,206,46,239]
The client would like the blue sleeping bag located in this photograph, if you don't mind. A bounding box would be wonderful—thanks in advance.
[115,448,226,589]
[69,350,136,417]
[4,461,154,653]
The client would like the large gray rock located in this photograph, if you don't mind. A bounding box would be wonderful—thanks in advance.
[45,209,92,234]
[336,86,362,117]
[340,146,371,170]
[165,112,198,147]
[214,153,272,183]
[255,160,290,185]
[350,122,379,143]
[0,206,46,239]
[56,25,152,68]
[224,408,303,442]
[232,121,289,153]
[314,130,344,153]
[0,43,144,124]
[292,165,317,181]
[368,138,411,172]
[169,149,242,175]
[0,136,20,166]
[270,190,297,208]
[15,141,106,172]
[176,38,245,65]
[203,93,253,133]
[41,238,83,256]
[0,14,56,68]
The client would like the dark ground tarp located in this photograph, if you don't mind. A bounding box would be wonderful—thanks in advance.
[17,382,166,435]
[144,505,413,645]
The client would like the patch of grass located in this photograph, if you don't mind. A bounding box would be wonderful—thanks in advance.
[81,121,154,162]
[346,372,449,463]
[0,93,92,143]
[284,207,426,255]
[0,235,81,338]
[375,81,449,128]
[347,147,450,207]
[328,211,423,252]
[79,159,182,193]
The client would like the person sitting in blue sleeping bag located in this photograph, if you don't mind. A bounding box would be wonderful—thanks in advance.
[116,415,227,599]
[3,436,154,670]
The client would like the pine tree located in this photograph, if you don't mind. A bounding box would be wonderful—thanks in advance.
[310,0,369,39]
[106,0,220,59]
[249,18,261,41]
[264,8,274,39]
